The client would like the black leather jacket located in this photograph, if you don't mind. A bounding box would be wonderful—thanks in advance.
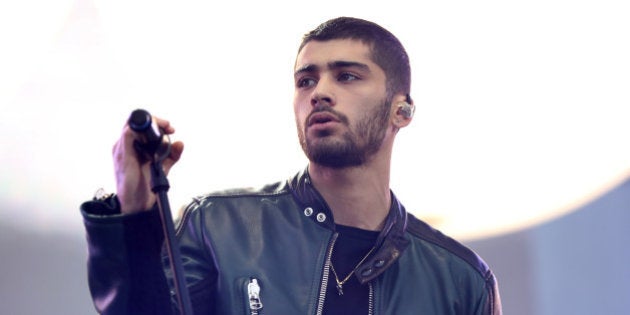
[82,169,501,314]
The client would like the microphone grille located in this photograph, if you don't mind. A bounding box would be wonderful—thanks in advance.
[128,109,152,132]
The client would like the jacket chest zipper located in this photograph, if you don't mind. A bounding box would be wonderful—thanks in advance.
[368,281,374,315]
[315,232,338,315]
[247,278,263,315]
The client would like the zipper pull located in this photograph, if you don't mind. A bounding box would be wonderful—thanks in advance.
[248,278,263,314]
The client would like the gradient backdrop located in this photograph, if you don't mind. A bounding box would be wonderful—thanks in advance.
[1,0,628,314]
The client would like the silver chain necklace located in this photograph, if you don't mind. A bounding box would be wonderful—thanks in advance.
[329,246,377,296]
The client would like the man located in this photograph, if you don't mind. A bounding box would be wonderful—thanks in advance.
[82,17,502,314]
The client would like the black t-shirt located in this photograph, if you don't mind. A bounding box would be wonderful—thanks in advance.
[323,224,379,315]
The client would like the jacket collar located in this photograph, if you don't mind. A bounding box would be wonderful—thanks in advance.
[288,167,410,283]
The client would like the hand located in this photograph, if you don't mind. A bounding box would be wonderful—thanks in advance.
[112,115,184,214]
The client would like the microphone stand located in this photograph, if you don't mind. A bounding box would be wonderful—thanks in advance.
[128,108,193,314]
[148,145,194,315]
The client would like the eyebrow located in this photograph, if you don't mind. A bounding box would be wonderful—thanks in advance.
[294,61,370,78]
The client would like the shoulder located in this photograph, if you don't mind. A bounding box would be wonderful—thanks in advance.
[187,179,291,207]
[175,178,295,226]
[404,213,495,283]
[403,214,502,314]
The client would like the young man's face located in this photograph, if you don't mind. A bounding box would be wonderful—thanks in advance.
[293,40,391,168]
[293,39,392,168]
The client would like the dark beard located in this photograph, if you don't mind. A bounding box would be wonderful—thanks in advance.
[299,99,391,169]
[307,130,366,168]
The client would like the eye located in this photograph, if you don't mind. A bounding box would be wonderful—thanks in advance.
[296,77,317,88]
[338,72,359,82]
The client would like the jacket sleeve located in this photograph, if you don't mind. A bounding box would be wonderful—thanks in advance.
[81,196,175,314]
[81,195,220,314]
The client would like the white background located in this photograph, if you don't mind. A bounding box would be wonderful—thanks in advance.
[1,0,629,240]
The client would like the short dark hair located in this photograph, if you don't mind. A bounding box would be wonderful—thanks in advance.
[299,17,412,101]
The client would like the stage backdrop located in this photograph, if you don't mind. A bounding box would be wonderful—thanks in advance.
[1,0,628,314]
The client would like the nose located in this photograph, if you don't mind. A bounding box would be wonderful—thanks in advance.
[311,95,333,107]
[310,76,335,107]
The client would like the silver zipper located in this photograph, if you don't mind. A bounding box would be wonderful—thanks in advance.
[248,278,263,315]
[315,232,339,315]
[368,281,374,315]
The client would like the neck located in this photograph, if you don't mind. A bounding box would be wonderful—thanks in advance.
[309,158,391,231]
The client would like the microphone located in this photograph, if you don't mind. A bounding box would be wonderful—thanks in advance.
[128,109,171,160]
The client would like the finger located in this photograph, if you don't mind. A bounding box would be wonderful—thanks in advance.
[163,141,184,174]
[113,124,152,166]
[154,116,176,134]
[170,141,184,162]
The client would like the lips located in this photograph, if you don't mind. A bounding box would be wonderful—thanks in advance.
[307,112,340,127]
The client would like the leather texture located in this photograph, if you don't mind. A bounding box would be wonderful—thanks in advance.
[82,168,501,314]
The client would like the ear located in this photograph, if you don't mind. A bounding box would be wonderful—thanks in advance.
[390,94,414,128]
